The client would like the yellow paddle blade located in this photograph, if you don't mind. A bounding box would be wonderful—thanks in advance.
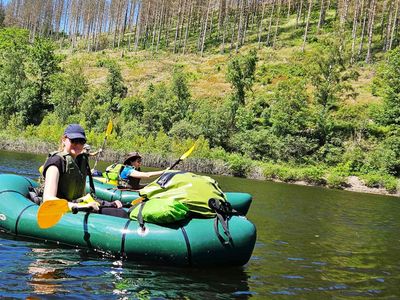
[180,144,195,160]
[37,199,69,229]
[106,119,113,136]
[131,197,145,206]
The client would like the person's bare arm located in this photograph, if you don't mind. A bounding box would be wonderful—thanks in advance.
[129,169,165,179]
[43,166,60,201]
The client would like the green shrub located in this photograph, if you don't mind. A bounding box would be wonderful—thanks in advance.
[276,166,301,182]
[361,173,399,193]
[261,162,281,179]
[382,176,398,193]
[227,153,253,177]
[361,173,383,188]
[326,171,347,189]
[299,166,326,184]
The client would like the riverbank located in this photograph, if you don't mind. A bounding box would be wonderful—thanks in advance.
[0,137,398,197]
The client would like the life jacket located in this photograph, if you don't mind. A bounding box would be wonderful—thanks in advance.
[44,151,89,201]
[103,163,125,181]
[118,165,143,190]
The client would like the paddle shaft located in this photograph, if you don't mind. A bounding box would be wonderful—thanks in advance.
[71,199,142,213]
[92,138,106,170]
[93,120,113,170]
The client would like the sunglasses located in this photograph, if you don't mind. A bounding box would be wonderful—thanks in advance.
[129,159,142,164]
[69,138,86,145]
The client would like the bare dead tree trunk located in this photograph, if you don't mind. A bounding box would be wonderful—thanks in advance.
[351,0,361,64]
[134,1,142,51]
[183,0,194,54]
[174,0,183,53]
[230,1,238,50]
[358,0,369,57]
[235,0,244,52]
[220,0,229,53]
[296,0,304,27]
[380,0,389,40]
[241,0,250,45]
[266,0,276,46]
[384,0,394,51]
[389,0,400,50]
[258,0,266,48]
[317,0,326,33]
[208,1,215,40]
[366,0,376,63]
[273,0,282,48]
[156,0,166,52]
[200,0,211,56]
[302,0,313,52]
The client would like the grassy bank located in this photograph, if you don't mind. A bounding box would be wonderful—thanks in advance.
[1,132,398,197]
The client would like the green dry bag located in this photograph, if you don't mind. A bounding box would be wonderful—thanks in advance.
[129,171,227,223]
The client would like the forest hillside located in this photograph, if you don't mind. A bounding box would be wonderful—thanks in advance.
[0,0,399,194]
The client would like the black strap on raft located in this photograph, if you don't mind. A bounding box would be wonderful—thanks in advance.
[137,201,147,231]
[209,198,239,246]
[156,171,187,188]
[27,186,43,204]
[86,162,98,201]
[127,198,148,231]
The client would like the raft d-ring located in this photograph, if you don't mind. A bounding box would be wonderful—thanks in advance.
[137,226,149,237]
[0,214,6,221]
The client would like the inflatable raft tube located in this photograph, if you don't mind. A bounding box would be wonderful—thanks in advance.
[0,174,256,267]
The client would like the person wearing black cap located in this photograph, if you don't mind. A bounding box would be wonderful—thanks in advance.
[119,152,167,190]
[42,124,125,215]
[83,143,103,157]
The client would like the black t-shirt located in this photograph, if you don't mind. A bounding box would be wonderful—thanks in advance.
[43,155,64,177]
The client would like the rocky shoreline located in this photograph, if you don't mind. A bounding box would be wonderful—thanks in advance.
[1,138,398,197]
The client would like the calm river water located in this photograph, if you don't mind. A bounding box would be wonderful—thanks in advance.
[1,150,400,299]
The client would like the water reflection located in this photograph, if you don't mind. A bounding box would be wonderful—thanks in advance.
[2,150,400,298]
[27,248,66,295]
[109,262,252,299]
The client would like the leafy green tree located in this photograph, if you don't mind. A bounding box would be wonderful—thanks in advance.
[0,40,27,118]
[49,59,88,123]
[226,49,257,106]
[0,29,29,119]
[141,83,171,133]
[120,96,144,123]
[374,47,400,126]
[0,6,5,28]
[0,29,61,126]
[106,61,127,101]
[228,128,279,161]
[190,99,232,148]
[169,119,202,140]
[363,131,400,176]
[310,41,359,162]
[270,79,310,136]
[25,38,61,125]
[266,79,318,162]
[169,68,191,123]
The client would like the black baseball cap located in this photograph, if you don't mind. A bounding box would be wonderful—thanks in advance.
[64,124,86,141]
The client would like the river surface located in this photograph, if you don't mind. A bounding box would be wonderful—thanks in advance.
[0,150,400,299]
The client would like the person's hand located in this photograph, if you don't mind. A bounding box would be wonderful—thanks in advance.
[112,200,123,208]
[85,201,100,212]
